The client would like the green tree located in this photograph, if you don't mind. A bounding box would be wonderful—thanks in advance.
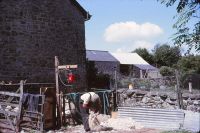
[158,0,200,52]
[160,66,175,76]
[176,55,200,89]
[153,44,181,67]
[177,55,200,74]
[132,48,154,64]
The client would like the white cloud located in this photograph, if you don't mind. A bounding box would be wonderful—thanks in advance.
[104,21,163,43]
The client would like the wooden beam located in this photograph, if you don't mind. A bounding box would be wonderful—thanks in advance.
[0,109,18,117]
[0,92,20,97]
[6,88,20,103]
[58,65,78,69]
[0,102,19,107]
[55,56,62,127]
[16,80,23,132]
[175,70,183,109]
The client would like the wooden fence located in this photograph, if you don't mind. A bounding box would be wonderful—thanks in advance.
[0,81,45,132]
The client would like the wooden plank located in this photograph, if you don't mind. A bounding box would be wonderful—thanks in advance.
[16,80,23,132]
[0,119,11,124]
[58,65,78,69]
[0,121,14,129]
[21,127,38,132]
[0,129,15,133]
[0,123,15,133]
[0,102,19,107]
[6,88,20,103]
[40,95,45,131]
[24,111,43,115]
[0,92,20,97]
[3,110,16,131]
[0,110,18,116]
[55,56,61,127]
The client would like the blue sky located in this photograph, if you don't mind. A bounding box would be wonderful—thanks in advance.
[77,0,178,53]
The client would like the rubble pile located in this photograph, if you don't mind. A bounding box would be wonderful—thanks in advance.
[47,117,144,133]
[118,89,200,112]
[89,112,110,130]
[88,112,143,132]
[101,118,143,131]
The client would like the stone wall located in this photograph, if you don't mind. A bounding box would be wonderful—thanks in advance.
[0,0,87,89]
[118,89,200,112]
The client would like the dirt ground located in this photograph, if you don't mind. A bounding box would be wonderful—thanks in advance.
[48,125,162,133]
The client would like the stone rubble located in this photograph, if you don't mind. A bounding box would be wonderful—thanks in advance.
[46,117,145,133]
[88,112,143,132]
[101,118,143,130]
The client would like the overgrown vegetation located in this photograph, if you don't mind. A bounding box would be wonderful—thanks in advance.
[133,44,200,89]
[177,55,200,74]
[133,44,200,75]
[153,44,181,67]
[160,66,175,76]
[133,44,182,68]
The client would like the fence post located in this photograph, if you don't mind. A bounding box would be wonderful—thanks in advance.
[17,80,24,132]
[175,70,183,109]
[140,70,143,79]
[55,56,62,127]
[189,82,192,93]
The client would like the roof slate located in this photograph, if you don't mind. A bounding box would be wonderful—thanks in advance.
[86,50,119,62]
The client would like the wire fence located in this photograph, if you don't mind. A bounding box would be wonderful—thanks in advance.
[114,73,200,91]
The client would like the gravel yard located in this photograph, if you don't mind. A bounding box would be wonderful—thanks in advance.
[46,117,162,133]
[47,125,162,133]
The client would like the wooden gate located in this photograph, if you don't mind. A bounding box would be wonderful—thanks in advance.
[0,81,45,132]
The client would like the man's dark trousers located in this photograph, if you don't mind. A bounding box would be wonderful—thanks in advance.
[79,104,90,131]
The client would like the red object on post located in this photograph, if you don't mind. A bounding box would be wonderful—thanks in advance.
[68,73,75,83]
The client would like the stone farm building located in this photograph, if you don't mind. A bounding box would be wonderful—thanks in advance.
[0,0,90,89]
[86,50,120,78]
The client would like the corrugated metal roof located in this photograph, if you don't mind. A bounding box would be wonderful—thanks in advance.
[111,53,157,70]
[118,106,185,130]
[86,50,119,62]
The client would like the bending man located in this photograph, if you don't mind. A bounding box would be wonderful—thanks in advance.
[79,92,101,132]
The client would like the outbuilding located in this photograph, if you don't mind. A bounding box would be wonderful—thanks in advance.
[111,53,160,78]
